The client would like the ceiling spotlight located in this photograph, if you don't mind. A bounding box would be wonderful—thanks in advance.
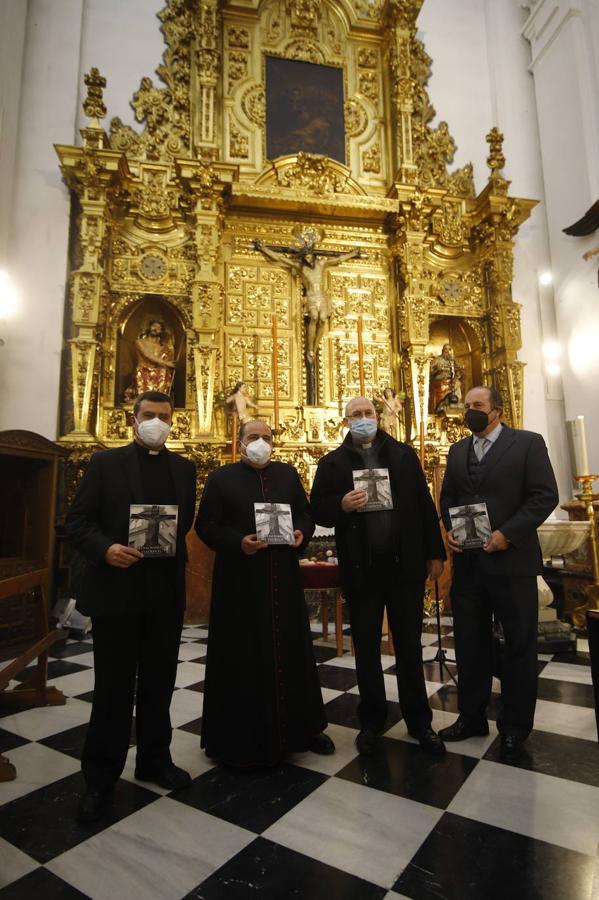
[539,271,553,286]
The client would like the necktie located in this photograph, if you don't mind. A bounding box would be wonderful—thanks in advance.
[474,437,489,461]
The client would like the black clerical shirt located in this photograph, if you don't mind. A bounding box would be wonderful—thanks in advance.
[354,442,395,556]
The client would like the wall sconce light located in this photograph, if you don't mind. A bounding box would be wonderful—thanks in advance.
[539,271,553,286]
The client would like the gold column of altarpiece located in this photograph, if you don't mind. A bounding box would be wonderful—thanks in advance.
[55,0,535,504]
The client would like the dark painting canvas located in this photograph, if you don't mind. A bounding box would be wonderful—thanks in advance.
[265,56,345,164]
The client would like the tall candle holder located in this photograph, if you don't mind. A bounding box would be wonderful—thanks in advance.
[572,473,599,628]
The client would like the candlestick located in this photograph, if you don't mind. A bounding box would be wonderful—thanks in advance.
[577,415,590,476]
[357,317,365,395]
[272,314,280,431]
[231,412,238,463]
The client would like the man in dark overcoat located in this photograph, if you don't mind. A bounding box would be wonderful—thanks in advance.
[311,397,446,756]
[66,390,196,822]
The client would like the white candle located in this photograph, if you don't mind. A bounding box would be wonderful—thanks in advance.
[576,415,590,476]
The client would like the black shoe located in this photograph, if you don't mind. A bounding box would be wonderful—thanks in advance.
[309,732,336,755]
[500,735,524,763]
[355,729,380,756]
[413,727,446,755]
[77,789,113,825]
[135,763,192,791]
[438,718,489,741]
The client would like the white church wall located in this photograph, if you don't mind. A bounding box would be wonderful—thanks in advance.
[523,0,599,483]
[0,0,27,265]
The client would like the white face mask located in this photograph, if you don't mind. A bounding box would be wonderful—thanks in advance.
[242,437,272,466]
[135,417,171,449]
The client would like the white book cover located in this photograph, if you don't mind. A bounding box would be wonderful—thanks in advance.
[352,468,394,512]
[449,502,492,549]
[254,502,294,545]
[128,504,178,557]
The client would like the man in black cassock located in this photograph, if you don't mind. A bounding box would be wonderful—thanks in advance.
[195,419,334,766]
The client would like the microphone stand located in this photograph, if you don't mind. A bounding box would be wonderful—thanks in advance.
[432,577,457,686]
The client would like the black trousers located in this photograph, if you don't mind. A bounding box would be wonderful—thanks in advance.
[346,557,431,734]
[82,594,184,791]
[451,560,538,740]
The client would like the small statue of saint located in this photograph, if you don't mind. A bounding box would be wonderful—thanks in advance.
[379,387,403,438]
[225,382,259,423]
[124,319,175,401]
[429,343,464,414]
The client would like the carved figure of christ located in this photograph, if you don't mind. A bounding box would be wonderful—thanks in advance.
[354,470,390,504]
[131,505,177,546]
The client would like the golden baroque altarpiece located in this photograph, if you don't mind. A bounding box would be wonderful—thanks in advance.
[55,0,536,495]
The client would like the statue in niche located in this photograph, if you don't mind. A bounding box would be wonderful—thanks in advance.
[124,319,175,401]
[429,342,464,414]
[225,382,259,423]
[379,387,403,438]
[253,226,362,404]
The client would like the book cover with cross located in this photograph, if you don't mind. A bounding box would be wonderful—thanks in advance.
[352,468,394,512]
[128,504,178,557]
[449,502,492,549]
[254,502,295,545]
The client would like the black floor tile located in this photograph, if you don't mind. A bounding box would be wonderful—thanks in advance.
[312,645,341,663]
[422,622,453,636]
[72,691,94,704]
[317,665,358,691]
[0,772,156,863]
[551,651,590,666]
[422,659,457,682]
[536,678,596,708]
[39,724,90,761]
[324,692,402,731]
[180,655,206,664]
[49,641,94,660]
[0,867,90,899]
[394,811,597,900]
[179,717,203,736]
[336,736,477,809]
[12,660,90,684]
[183,681,205,693]
[186,837,386,900]
[0,727,29,754]
[483,729,599,787]
[174,762,327,833]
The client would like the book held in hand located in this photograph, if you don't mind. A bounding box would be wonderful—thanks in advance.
[352,467,394,512]
[254,502,294,545]
[449,502,492,549]
[128,504,178,557]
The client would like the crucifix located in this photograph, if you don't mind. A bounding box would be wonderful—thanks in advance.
[130,505,177,547]
[253,226,363,405]
[454,505,489,543]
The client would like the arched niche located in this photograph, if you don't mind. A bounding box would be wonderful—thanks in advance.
[428,316,483,399]
[116,296,187,409]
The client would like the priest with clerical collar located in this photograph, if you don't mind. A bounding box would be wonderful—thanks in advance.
[195,419,334,766]
[66,390,196,823]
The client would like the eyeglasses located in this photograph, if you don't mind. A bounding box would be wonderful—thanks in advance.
[347,410,376,419]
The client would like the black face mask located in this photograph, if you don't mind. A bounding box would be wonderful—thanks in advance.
[464,408,492,433]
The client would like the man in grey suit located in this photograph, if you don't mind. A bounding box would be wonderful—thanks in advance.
[439,386,558,761]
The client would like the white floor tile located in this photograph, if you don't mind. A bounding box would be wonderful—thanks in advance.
[0,698,92,741]
[0,743,80,803]
[177,642,207,661]
[321,654,357,670]
[265,778,441,890]
[174,661,206,688]
[448,759,599,856]
[533,699,598,742]
[289,723,359,776]
[47,669,96,697]
[321,687,343,704]
[0,838,39,887]
[169,688,203,727]
[47,796,254,900]
[539,662,593,685]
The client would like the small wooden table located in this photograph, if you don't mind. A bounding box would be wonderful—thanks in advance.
[300,563,345,657]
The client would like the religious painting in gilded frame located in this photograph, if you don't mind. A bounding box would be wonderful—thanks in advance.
[265,56,346,164]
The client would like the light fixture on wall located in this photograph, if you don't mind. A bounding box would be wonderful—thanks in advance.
[539,271,553,286]
[0,269,19,347]
[542,339,561,376]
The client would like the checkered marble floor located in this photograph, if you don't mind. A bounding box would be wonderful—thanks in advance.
[1,619,598,899]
